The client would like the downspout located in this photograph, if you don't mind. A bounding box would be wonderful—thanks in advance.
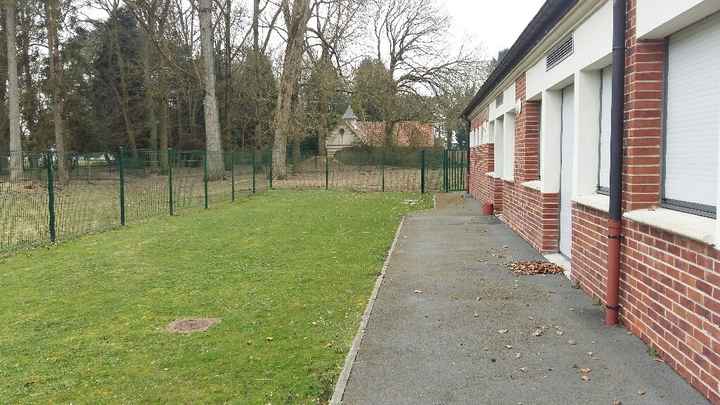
[466,119,471,194]
[605,0,627,326]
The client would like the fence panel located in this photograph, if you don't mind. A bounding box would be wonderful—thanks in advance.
[53,152,120,242]
[171,150,206,211]
[124,149,170,222]
[0,152,50,251]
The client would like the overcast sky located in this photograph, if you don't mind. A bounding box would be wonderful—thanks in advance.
[441,0,546,59]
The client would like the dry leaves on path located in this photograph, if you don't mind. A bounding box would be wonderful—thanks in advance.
[507,261,565,275]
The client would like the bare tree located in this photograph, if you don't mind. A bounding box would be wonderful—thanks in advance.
[47,0,67,181]
[368,0,481,142]
[6,0,22,180]
[271,0,311,179]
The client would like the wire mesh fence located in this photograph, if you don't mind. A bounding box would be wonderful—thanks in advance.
[1,146,463,253]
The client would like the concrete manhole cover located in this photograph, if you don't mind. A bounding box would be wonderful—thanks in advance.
[166,318,221,334]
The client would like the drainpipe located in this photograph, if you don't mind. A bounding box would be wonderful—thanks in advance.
[466,119,471,194]
[606,0,627,326]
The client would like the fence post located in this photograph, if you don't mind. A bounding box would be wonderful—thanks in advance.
[325,152,329,190]
[168,148,174,216]
[420,150,426,194]
[203,149,209,209]
[231,151,236,201]
[252,149,257,194]
[118,147,126,226]
[46,149,57,243]
[381,150,385,192]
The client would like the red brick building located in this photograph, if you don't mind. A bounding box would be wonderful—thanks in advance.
[463,1,720,402]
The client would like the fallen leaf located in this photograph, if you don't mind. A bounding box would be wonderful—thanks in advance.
[498,329,509,334]
[505,345,513,349]
[414,289,423,294]
[568,340,577,345]
[532,328,543,337]
[579,368,592,374]
[266,337,273,342]
[519,367,528,373]
[581,375,590,382]
[638,390,646,396]
[515,353,521,359]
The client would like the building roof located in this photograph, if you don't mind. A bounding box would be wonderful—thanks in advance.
[342,105,358,121]
[461,0,578,119]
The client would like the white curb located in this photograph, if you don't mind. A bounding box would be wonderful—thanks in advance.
[329,216,407,405]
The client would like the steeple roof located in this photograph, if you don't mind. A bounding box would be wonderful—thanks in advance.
[342,105,357,120]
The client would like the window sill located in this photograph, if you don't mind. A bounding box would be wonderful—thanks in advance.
[574,194,610,213]
[502,177,514,183]
[521,180,542,192]
[487,172,500,179]
[623,208,715,246]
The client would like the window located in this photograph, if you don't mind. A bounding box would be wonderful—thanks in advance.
[598,66,612,194]
[663,12,720,218]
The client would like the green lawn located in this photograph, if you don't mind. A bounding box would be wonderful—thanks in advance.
[0,190,431,404]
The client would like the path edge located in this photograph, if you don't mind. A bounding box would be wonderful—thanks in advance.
[329,216,407,405]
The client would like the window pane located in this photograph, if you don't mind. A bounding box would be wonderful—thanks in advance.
[665,13,720,209]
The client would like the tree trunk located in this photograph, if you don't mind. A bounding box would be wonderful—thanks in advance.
[198,0,224,178]
[223,0,232,149]
[6,0,21,180]
[47,0,66,182]
[142,30,158,155]
[272,0,310,179]
[112,23,137,156]
[19,5,36,138]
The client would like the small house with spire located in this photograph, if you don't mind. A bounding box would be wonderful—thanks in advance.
[325,106,434,157]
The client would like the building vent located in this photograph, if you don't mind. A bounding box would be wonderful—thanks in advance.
[546,35,574,71]
[495,93,504,107]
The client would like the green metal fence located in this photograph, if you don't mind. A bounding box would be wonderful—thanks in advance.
[1,146,464,253]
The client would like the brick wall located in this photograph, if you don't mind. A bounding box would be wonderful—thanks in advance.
[620,221,720,403]
[500,181,560,253]
[572,203,610,302]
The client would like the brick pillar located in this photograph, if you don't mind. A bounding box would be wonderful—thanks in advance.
[623,0,665,211]
[513,74,541,183]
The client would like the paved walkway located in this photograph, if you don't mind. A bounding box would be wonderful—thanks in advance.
[341,199,707,404]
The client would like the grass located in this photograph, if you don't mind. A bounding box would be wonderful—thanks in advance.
[0,190,431,404]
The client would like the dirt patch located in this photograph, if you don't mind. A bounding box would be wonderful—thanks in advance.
[166,318,221,334]
[434,193,465,209]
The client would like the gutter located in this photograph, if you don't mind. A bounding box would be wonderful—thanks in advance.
[605,0,627,326]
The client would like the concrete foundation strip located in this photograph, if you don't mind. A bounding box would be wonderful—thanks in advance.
[329,216,407,405]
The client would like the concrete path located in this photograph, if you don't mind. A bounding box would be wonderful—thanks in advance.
[341,199,707,404]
